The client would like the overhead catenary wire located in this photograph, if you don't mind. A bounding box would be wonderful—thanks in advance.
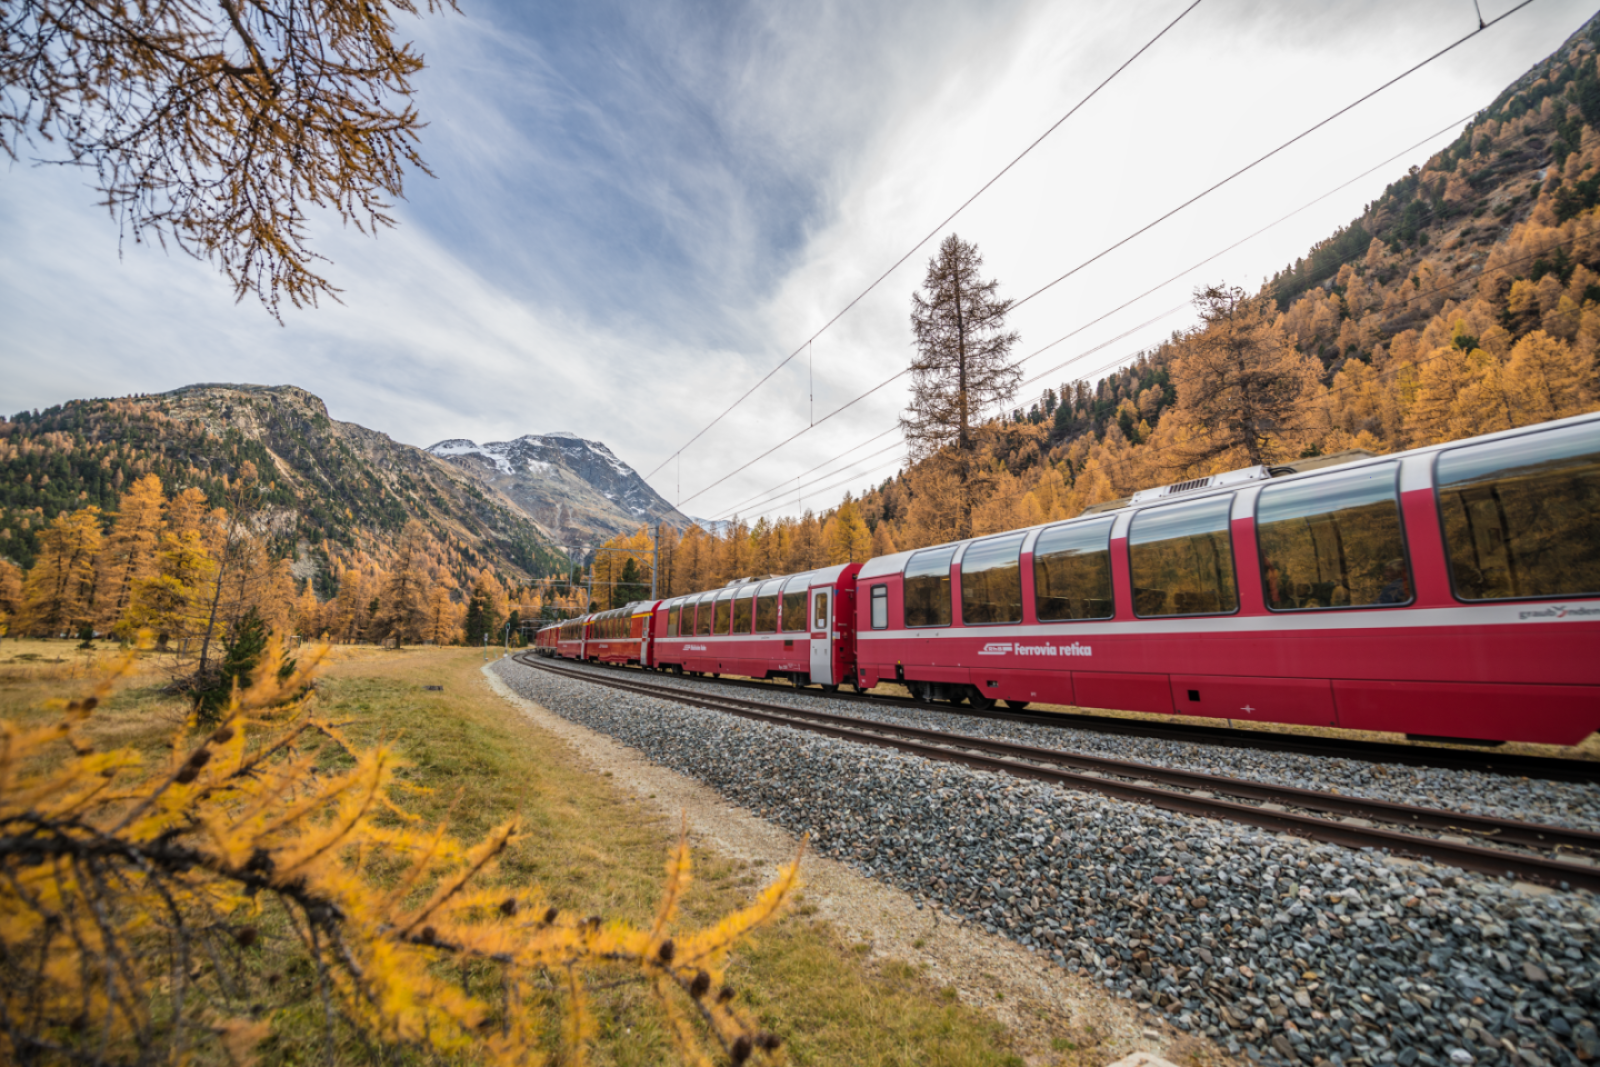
[668,10,1529,518]
[717,438,909,520]
[702,108,1491,521]
[640,0,1208,482]
[746,202,1584,525]
[1043,230,1593,491]
[1008,0,1536,313]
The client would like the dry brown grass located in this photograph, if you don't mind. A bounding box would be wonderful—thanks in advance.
[0,640,1031,1067]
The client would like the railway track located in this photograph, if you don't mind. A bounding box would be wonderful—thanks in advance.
[512,653,1600,892]
[534,654,1600,783]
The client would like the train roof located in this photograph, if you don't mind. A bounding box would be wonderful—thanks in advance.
[860,410,1600,578]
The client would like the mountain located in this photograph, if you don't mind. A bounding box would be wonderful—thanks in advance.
[425,433,690,553]
[0,384,569,586]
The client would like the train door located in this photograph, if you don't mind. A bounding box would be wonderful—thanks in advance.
[809,587,833,685]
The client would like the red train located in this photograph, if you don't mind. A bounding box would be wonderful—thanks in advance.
[535,413,1600,747]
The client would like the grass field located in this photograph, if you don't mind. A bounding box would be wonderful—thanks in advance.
[0,638,1045,1067]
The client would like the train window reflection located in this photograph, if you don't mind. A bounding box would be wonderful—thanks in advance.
[1258,463,1409,610]
[904,546,956,628]
[694,595,713,637]
[870,585,888,629]
[781,577,809,633]
[961,534,1024,624]
[667,604,680,638]
[1437,422,1600,600]
[714,592,733,635]
[755,591,778,633]
[1129,496,1239,617]
[1034,518,1114,621]
[733,589,754,633]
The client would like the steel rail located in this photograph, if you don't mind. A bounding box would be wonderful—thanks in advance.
[513,654,1600,892]
[534,653,1600,783]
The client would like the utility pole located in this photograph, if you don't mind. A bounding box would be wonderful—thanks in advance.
[652,521,660,600]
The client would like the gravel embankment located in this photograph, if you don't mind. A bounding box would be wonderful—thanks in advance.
[537,660,1600,833]
[496,658,1599,1067]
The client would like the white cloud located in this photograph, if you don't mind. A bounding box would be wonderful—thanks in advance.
[2,0,1593,522]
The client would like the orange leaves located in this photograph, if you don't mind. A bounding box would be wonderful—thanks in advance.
[2,637,797,1066]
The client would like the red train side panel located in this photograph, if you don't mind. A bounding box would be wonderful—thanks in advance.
[854,414,1600,746]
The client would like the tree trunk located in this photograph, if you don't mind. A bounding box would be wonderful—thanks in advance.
[955,278,971,540]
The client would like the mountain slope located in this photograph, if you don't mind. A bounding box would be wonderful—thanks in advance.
[0,384,569,584]
[426,433,690,551]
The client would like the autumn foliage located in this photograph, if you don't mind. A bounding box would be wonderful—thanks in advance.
[0,640,798,1065]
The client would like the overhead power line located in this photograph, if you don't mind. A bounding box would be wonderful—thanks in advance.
[1010,0,1533,312]
[703,106,1488,520]
[640,0,1207,482]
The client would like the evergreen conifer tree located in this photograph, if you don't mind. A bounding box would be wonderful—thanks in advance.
[901,234,1021,541]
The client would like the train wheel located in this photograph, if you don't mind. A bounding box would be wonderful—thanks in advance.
[1002,700,1031,711]
[967,688,997,711]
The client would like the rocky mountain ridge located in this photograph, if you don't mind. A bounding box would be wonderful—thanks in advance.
[425,433,691,553]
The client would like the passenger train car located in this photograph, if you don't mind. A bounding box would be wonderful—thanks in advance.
[649,564,860,687]
[542,412,1600,747]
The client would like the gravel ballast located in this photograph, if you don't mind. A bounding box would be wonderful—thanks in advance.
[495,658,1600,1067]
[540,661,1600,833]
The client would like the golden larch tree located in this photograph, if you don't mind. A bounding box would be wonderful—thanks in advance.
[1168,284,1323,469]
[20,507,104,636]
[94,473,167,629]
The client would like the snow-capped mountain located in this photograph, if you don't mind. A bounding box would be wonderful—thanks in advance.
[426,433,690,552]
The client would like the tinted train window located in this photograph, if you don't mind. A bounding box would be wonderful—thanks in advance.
[694,597,713,637]
[1437,422,1600,600]
[961,533,1025,624]
[1034,518,1114,621]
[667,605,680,637]
[755,584,780,632]
[1129,496,1239,617]
[714,594,732,635]
[1257,463,1409,610]
[870,585,888,629]
[733,591,753,634]
[781,581,809,633]
[904,546,956,627]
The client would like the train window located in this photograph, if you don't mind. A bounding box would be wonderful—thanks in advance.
[961,533,1025,625]
[813,591,829,632]
[755,580,781,633]
[1257,463,1409,611]
[870,585,888,629]
[1034,518,1115,621]
[668,604,680,637]
[1129,496,1239,617]
[733,588,754,634]
[1437,422,1600,600]
[694,595,713,636]
[903,546,956,628]
[781,577,809,633]
[714,592,733,635]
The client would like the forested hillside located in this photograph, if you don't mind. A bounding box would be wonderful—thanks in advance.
[0,384,567,584]
[588,15,1600,598]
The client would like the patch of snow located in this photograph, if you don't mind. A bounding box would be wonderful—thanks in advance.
[427,439,510,474]
[544,431,583,440]
[526,459,553,475]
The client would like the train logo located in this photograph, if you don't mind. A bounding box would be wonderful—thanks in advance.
[978,641,1093,657]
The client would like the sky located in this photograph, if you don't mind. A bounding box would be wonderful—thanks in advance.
[2,0,1596,523]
